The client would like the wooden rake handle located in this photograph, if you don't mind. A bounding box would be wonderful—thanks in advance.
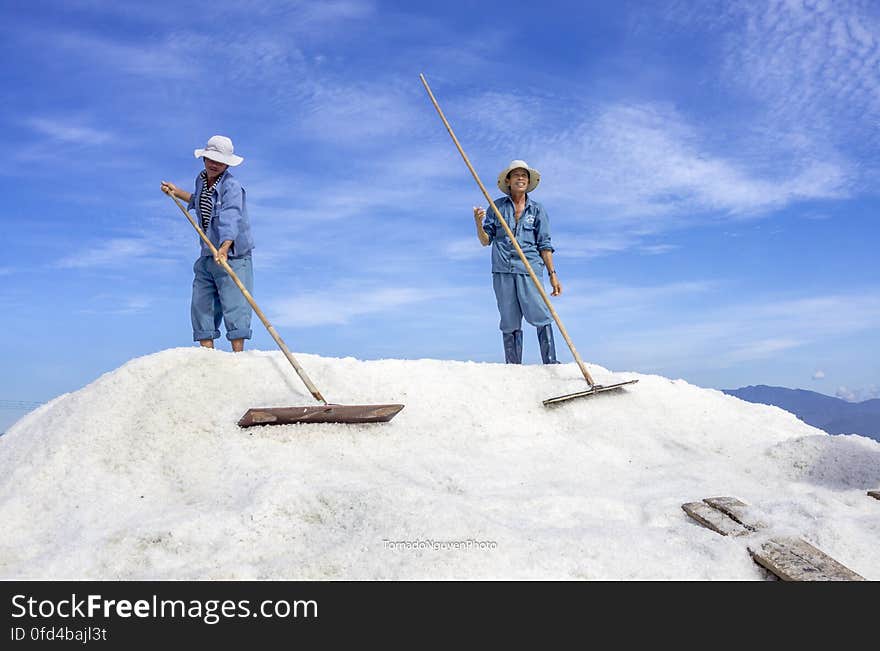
[164,190,328,404]
[419,74,595,386]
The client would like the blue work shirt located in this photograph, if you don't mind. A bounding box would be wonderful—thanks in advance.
[482,194,554,275]
[187,170,254,258]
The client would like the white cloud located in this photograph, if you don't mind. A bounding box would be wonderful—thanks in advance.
[835,385,880,403]
[442,89,852,238]
[555,234,650,260]
[725,1,880,130]
[451,90,560,151]
[563,280,715,312]
[64,0,374,27]
[444,238,484,261]
[297,83,421,142]
[658,0,880,163]
[542,103,850,225]
[289,0,374,27]
[812,370,826,380]
[56,237,178,269]
[270,285,460,327]
[593,290,880,370]
[640,244,679,255]
[26,118,113,146]
[391,87,853,258]
[52,31,200,79]
[78,295,154,315]
[620,0,879,214]
[57,239,143,269]
[724,338,804,364]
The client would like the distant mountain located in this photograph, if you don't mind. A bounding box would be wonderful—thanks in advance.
[724,385,880,442]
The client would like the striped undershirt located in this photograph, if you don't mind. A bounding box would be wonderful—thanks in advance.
[198,170,221,232]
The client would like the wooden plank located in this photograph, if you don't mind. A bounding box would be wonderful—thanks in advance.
[238,403,404,427]
[682,502,752,537]
[703,496,766,532]
[750,537,865,581]
[868,490,880,501]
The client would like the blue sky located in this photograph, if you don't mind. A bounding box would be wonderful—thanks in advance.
[2,0,879,430]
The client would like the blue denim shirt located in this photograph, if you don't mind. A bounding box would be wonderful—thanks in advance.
[187,170,254,258]
[482,194,554,275]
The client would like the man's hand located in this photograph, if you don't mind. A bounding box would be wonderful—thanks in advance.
[550,273,562,296]
[473,206,490,246]
[215,241,232,265]
[160,181,179,198]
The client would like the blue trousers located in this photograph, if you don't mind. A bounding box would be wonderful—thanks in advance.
[191,255,253,341]
[492,272,552,333]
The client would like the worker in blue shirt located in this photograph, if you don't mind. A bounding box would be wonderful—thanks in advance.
[473,160,561,364]
[161,135,254,352]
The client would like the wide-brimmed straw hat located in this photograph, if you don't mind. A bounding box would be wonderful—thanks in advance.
[194,135,244,166]
[497,159,540,194]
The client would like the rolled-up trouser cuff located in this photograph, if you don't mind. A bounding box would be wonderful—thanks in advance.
[191,255,254,343]
[226,328,252,341]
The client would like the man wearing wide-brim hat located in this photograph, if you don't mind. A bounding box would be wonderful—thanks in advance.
[161,135,255,352]
[473,160,561,364]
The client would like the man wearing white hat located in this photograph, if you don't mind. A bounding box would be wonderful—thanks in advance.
[161,135,255,352]
[473,160,561,364]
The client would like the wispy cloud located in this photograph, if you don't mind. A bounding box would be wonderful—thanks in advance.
[563,280,716,313]
[443,238,484,261]
[640,244,679,255]
[78,294,154,315]
[56,237,178,269]
[243,141,465,238]
[57,0,373,27]
[434,84,852,245]
[655,0,880,172]
[722,0,880,143]
[450,90,565,152]
[270,284,461,327]
[724,337,804,364]
[296,80,423,143]
[13,116,120,166]
[592,290,880,370]
[57,239,142,269]
[542,103,851,225]
[280,0,374,29]
[50,30,200,79]
[554,233,646,259]
[26,117,113,145]
[835,385,880,402]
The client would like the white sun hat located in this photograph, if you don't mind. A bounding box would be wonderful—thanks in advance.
[194,135,244,166]
[497,159,541,194]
